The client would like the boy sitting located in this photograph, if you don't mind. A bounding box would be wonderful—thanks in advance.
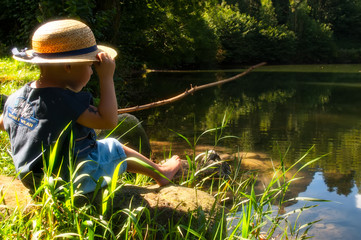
[0,19,181,194]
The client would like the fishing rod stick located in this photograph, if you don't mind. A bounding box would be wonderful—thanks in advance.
[117,62,266,114]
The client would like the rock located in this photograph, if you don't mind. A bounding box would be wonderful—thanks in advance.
[80,184,224,239]
[96,113,152,157]
[172,150,232,182]
[198,150,231,178]
[0,175,225,238]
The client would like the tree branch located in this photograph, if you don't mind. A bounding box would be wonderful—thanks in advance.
[117,62,267,114]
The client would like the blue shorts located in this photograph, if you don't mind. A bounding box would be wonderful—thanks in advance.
[74,138,127,194]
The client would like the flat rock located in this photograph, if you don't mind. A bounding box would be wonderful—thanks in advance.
[79,184,224,238]
[93,184,218,214]
[0,175,224,238]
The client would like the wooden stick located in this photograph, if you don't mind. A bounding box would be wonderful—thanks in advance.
[117,62,266,114]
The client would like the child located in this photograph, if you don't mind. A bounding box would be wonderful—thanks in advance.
[0,19,181,194]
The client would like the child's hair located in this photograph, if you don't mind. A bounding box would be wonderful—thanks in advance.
[12,19,117,64]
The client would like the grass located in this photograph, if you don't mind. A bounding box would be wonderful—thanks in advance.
[0,57,326,239]
[0,57,39,96]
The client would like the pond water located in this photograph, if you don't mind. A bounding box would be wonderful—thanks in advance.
[127,64,361,239]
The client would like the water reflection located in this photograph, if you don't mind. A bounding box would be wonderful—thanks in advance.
[285,172,361,240]
[356,194,361,209]
[125,65,361,239]
[324,172,355,196]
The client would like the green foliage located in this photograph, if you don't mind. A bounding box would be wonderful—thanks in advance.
[114,0,219,69]
[204,3,296,64]
[273,0,290,24]
[1,0,359,69]
[308,0,361,46]
[0,0,39,49]
[259,0,278,25]
[233,0,262,18]
[336,48,361,63]
[288,1,336,63]
[36,0,95,22]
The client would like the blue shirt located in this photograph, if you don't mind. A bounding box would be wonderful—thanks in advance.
[3,82,97,179]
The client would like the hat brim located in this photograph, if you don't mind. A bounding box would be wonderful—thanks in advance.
[13,45,117,64]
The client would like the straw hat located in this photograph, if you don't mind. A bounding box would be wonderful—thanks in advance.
[12,19,117,64]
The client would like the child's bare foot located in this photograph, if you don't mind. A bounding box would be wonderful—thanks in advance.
[156,155,182,186]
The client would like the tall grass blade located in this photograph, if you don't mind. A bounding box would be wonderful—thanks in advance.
[104,117,127,139]
[179,224,206,240]
[116,120,143,141]
[169,129,193,149]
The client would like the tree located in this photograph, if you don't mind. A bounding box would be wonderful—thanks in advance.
[204,2,296,64]
[288,0,335,62]
[273,0,290,24]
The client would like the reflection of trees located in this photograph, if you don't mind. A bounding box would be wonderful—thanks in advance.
[323,172,355,196]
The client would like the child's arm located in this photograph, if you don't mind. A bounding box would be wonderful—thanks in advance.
[76,52,118,129]
[0,113,4,131]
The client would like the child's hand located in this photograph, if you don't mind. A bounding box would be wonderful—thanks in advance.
[94,52,116,81]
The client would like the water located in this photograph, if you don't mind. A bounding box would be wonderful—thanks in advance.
[286,172,361,239]
[126,64,361,239]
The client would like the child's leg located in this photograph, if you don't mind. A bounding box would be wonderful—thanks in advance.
[123,145,181,186]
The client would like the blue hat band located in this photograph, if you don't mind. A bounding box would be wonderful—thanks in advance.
[35,45,98,58]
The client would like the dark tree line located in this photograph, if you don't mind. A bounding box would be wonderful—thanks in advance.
[1,0,361,71]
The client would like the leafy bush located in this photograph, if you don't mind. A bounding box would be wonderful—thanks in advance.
[113,0,218,69]
[288,1,336,63]
[335,48,361,63]
[0,0,358,68]
[204,2,296,64]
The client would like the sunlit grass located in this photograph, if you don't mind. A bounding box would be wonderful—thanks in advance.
[0,131,14,176]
